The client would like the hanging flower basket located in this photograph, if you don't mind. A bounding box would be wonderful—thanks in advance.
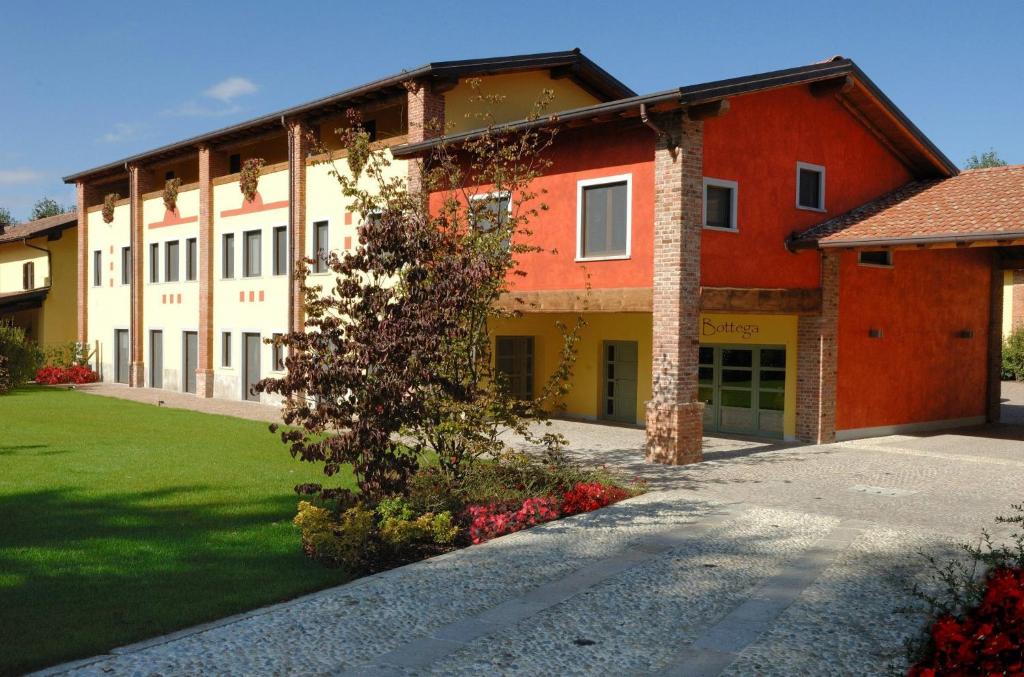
[239,158,265,203]
[163,178,182,213]
[102,193,120,224]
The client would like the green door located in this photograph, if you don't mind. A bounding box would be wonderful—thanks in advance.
[700,345,786,439]
[602,340,638,423]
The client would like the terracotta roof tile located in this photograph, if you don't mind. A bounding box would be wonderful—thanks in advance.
[795,165,1024,247]
[0,211,76,245]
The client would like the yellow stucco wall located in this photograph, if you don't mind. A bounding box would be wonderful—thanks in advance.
[445,72,602,134]
[490,311,798,437]
[0,241,47,293]
[0,229,76,345]
[86,202,131,380]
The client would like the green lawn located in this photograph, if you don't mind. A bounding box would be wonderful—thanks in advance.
[0,387,353,675]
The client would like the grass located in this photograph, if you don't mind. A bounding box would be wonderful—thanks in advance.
[0,386,355,675]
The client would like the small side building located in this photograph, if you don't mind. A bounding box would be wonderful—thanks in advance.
[0,212,78,347]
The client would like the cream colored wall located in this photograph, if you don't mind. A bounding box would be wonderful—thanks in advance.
[212,168,290,402]
[0,241,47,294]
[445,72,601,134]
[39,230,78,346]
[143,188,201,391]
[86,202,131,381]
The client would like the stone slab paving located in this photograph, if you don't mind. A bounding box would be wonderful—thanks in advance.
[74,382,283,423]
[35,383,1024,676]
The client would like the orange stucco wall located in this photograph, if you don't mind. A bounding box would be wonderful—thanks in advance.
[702,86,914,289]
[506,123,655,292]
[835,248,993,431]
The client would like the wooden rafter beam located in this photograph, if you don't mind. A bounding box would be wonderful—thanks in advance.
[686,99,730,121]
[809,75,855,98]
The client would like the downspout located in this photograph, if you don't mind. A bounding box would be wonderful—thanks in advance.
[282,115,295,335]
[640,102,678,158]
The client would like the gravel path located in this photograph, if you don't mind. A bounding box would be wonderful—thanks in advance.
[34,384,1024,676]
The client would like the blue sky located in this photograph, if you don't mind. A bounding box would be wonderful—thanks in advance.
[1,0,1021,220]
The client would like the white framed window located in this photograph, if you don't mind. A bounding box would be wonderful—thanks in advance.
[470,192,512,232]
[576,174,632,261]
[858,250,893,268]
[796,161,826,211]
[702,178,739,231]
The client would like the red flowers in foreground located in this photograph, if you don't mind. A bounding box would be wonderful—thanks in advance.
[35,365,99,385]
[466,482,629,544]
[909,566,1024,676]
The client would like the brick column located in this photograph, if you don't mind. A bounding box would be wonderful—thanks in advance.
[196,146,227,397]
[796,250,840,443]
[645,112,705,465]
[988,256,1005,422]
[287,120,311,333]
[405,82,445,195]
[129,165,155,387]
[1013,270,1024,332]
[75,182,98,345]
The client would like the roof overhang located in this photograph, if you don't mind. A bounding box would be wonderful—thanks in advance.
[0,288,49,314]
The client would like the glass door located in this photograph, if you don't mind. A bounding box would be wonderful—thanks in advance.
[699,345,786,439]
[718,348,756,435]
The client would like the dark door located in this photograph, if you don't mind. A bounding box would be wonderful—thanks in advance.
[183,331,198,394]
[601,340,638,423]
[150,330,163,388]
[243,333,261,402]
[115,329,130,384]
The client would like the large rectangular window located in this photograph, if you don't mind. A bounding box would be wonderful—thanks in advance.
[165,240,180,282]
[149,243,159,283]
[186,238,197,281]
[495,336,534,400]
[243,230,261,277]
[222,233,235,279]
[22,262,34,290]
[577,176,630,260]
[222,331,232,367]
[92,250,101,286]
[313,221,329,273]
[703,178,738,231]
[272,226,288,276]
[121,246,131,285]
[797,162,826,211]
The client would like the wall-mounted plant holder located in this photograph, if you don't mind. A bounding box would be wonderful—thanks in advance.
[956,329,974,339]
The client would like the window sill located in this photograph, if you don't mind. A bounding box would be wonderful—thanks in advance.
[575,254,631,262]
[703,225,740,233]
[797,205,827,213]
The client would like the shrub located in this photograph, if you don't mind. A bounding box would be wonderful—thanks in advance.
[1003,327,1024,380]
[378,511,458,552]
[907,504,1024,674]
[0,322,40,391]
[40,342,89,368]
[0,355,12,395]
[562,482,630,516]
[35,365,99,385]
[293,501,374,571]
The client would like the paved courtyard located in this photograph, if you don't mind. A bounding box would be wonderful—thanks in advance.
[40,383,1024,676]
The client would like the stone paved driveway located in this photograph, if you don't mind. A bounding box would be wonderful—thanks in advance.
[38,383,1024,676]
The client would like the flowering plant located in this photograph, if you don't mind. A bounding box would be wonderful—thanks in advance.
[35,365,99,385]
[562,482,629,515]
[466,496,561,544]
[239,158,265,203]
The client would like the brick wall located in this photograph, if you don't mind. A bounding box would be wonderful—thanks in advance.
[644,112,705,465]
[796,250,839,443]
[196,146,228,397]
[406,82,445,195]
[288,120,311,333]
[75,182,100,345]
[1014,270,1024,332]
[129,166,155,387]
[988,256,1004,422]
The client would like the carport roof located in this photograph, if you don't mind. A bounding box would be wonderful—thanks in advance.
[791,165,1024,249]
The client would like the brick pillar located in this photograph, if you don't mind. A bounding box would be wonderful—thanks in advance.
[196,146,227,397]
[796,250,840,443]
[75,182,98,345]
[1013,270,1024,332]
[287,120,311,333]
[405,82,445,195]
[128,165,155,387]
[645,112,704,465]
[988,256,1005,422]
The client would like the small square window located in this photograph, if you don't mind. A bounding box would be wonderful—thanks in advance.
[703,178,738,230]
[222,332,232,367]
[858,250,893,267]
[797,162,825,211]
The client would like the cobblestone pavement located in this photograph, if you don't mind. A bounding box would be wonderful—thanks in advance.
[37,384,1024,676]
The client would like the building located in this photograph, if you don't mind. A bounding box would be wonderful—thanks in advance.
[0,212,78,346]
[65,51,1024,464]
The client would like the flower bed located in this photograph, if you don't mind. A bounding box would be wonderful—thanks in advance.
[909,566,1024,676]
[35,365,99,385]
[293,452,643,572]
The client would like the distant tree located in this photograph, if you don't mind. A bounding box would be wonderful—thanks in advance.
[965,149,1008,170]
[29,197,72,221]
[0,207,14,227]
